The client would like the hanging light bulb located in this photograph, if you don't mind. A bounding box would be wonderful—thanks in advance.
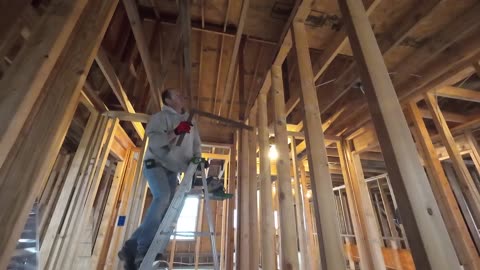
[269,144,278,160]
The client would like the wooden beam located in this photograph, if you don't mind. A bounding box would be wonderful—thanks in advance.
[213,36,226,113]
[424,92,480,227]
[289,137,310,270]
[257,93,276,270]
[434,86,480,103]
[338,0,460,269]
[408,102,480,270]
[0,0,118,267]
[343,142,386,269]
[95,47,145,139]
[248,108,259,270]
[0,0,88,170]
[271,65,299,269]
[122,0,161,108]
[217,0,249,116]
[238,129,250,270]
[224,137,237,270]
[180,0,193,108]
[419,107,469,123]
[291,21,345,269]
[392,3,480,87]
[39,112,99,268]
[473,62,480,78]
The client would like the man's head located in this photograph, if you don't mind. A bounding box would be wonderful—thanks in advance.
[162,88,185,113]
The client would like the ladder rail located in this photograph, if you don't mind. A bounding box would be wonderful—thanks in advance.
[200,162,220,270]
[139,162,198,270]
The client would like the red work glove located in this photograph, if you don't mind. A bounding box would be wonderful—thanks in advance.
[174,121,192,135]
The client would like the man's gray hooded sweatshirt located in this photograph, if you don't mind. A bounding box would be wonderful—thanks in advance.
[144,105,201,173]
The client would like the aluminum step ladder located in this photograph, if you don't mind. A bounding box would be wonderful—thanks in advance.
[139,160,220,270]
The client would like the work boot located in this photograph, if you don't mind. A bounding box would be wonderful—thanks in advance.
[135,252,166,269]
[208,188,233,200]
[118,240,137,270]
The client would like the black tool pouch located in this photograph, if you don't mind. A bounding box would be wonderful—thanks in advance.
[144,159,157,169]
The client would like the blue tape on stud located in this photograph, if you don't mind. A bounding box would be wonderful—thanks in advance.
[118,216,126,226]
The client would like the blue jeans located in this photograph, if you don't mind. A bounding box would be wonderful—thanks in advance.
[127,164,178,254]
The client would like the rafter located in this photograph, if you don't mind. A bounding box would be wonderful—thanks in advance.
[95,47,145,139]
[122,0,162,108]
[433,86,480,103]
[217,0,249,117]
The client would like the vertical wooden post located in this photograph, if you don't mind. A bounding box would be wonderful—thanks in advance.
[408,102,480,270]
[220,160,229,269]
[257,93,277,270]
[39,112,99,267]
[425,93,480,226]
[194,199,205,270]
[239,128,250,270]
[338,141,386,270]
[248,107,260,270]
[291,21,345,269]
[67,118,119,269]
[337,0,460,268]
[225,139,237,270]
[271,65,300,270]
[466,130,480,175]
[91,161,126,269]
[0,0,118,266]
[289,137,310,270]
[298,163,320,270]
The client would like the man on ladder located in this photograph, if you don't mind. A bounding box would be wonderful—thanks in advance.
[118,88,201,269]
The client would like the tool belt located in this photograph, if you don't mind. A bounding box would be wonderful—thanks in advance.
[144,159,157,169]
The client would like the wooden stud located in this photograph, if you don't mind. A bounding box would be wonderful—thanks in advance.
[197,32,204,109]
[408,102,480,270]
[238,128,250,270]
[248,106,259,270]
[257,93,276,270]
[217,0,249,116]
[0,0,88,170]
[105,150,137,269]
[224,139,237,270]
[338,141,386,270]
[179,0,193,108]
[91,161,126,269]
[271,65,300,270]
[424,93,480,226]
[213,36,226,113]
[219,160,229,269]
[0,0,118,266]
[46,116,109,269]
[466,130,480,175]
[433,86,480,103]
[64,118,119,269]
[337,0,460,268]
[291,21,345,269]
[442,162,480,249]
[289,137,310,270]
[124,137,149,238]
[122,0,162,108]
[298,163,320,270]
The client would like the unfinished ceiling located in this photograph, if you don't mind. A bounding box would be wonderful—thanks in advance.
[72,0,480,148]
